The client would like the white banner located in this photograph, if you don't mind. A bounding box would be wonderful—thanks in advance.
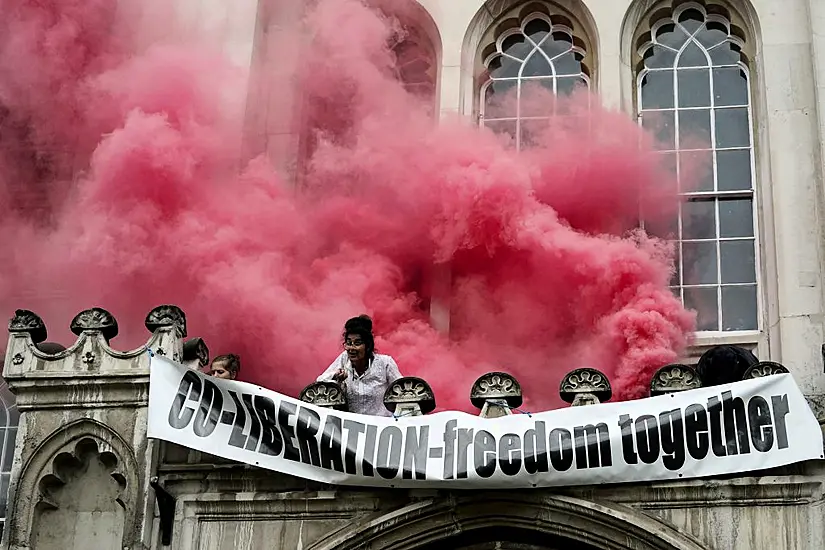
[147,356,824,489]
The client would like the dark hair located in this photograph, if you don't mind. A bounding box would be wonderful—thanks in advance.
[212,354,241,376]
[343,315,375,359]
[695,345,757,387]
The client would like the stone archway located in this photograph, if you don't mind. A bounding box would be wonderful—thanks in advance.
[4,418,141,550]
[309,493,709,550]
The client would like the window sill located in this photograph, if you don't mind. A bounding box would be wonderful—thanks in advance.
[682,331,762,364]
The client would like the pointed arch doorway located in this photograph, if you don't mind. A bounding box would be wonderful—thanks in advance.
[309,494,709,550]
[421,526,598,550]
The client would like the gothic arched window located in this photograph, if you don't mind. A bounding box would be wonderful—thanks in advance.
[0,377,19,530]
[637,3,757,332]
[480,10,591,150]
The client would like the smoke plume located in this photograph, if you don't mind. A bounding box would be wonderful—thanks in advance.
[0,0,694,411]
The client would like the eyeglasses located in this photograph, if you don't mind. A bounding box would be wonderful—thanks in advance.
[343,340,365,348]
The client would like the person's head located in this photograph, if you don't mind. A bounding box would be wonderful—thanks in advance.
[342,315,374,365]
[210,354,240,380]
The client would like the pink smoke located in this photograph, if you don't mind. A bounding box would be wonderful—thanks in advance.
[0,0,694,411]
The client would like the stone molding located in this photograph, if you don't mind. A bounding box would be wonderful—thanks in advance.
[309,493,711,550]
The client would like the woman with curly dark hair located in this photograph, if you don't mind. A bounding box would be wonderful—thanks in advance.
[316,315,402,416]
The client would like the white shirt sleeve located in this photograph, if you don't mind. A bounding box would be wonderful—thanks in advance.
[385,355,402,383]
[317,352,345,382]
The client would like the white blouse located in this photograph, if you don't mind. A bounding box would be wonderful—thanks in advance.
[317,352,402,417]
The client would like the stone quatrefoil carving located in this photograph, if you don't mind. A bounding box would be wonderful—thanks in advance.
[37,438,128,510]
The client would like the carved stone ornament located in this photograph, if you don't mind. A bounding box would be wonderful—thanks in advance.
[12,353,24,366]
[383,377,436,414]
[70,307,119,341]
[470,372,523,409]
[182,337,210,367]
[144,305,187,337]
[560,368,612,406]
[743,361,790,379]
[650,364,702,396]
[8,309,47,343]
[299,381,348,411]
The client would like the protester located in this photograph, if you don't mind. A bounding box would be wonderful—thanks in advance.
[210,354,240,380]
[317,315,402,416]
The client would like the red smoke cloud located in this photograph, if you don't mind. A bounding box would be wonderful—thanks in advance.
[0,0,694,411]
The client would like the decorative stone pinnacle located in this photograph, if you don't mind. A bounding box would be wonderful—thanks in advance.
[560,367,611,406]
[650,364,702,396]
[145,305,187,338]
[8,309,47,343]
[299,381,348,411]
[383,377,436,415]
[742,361,789,379]
[70,308,119,341]
[470,371,522,415]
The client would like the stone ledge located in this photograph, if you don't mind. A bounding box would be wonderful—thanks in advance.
[564,473,824,509]
[180,493,385,520]
[8,377,149,410]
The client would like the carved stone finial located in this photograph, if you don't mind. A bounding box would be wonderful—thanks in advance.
[8,309,47,343]
[650,364,702,396]
[470,372,522,418]
[743,361,789,379]
[560,368,611,406]
[470,372,523,409]
[182,337,209,367]
[383,377,436,416]
[299,382,348,411]
[145,305,187,338]
[70,308,118,341]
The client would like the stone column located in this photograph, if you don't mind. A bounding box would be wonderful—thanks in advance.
[756,0,825,396]
[242,0,311,185]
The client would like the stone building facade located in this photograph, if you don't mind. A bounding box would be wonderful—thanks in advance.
[3,0,825,548]
[1,306,824,550]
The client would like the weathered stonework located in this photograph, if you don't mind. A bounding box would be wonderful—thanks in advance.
[1,306,825,549]
[560,368,612,406]
[1,305,182,550]
[3,0,825,544]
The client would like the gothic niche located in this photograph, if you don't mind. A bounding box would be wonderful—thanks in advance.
[32,438,127,550]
